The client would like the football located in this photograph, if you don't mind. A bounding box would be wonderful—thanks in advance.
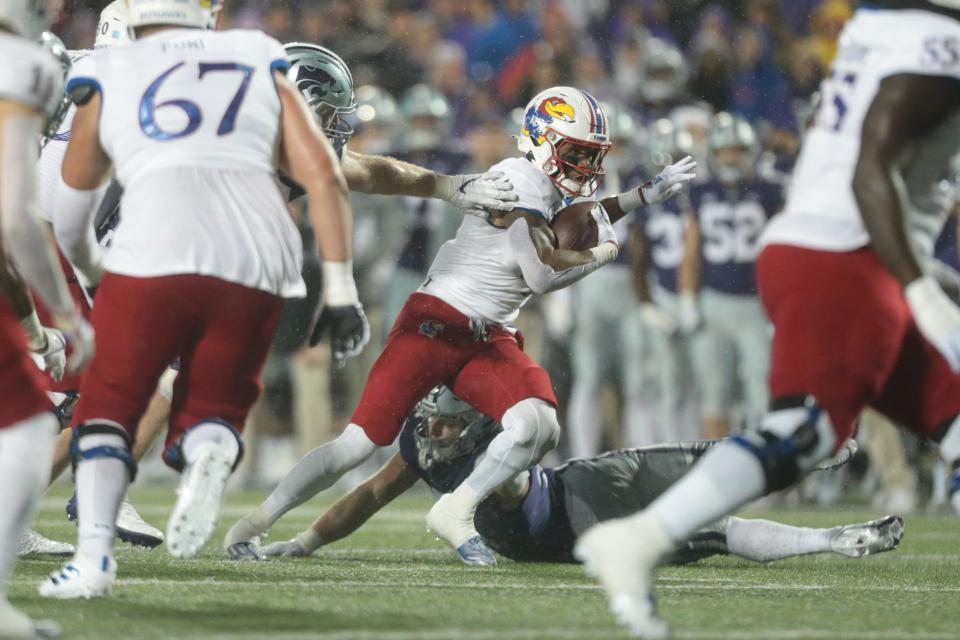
[549,200,602,251]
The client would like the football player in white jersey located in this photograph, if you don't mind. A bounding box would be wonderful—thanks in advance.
[37,0,365,600]
[575,3,960,637]
[224,87,696,565]
[13,2,166,555]
[0,0,95,635]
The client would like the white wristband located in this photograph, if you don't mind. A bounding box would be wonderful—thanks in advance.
[588,242,618,266]
[322,260,359,306]
[617,188,644,212]
[431,174,453,201]
[20,310,46,351]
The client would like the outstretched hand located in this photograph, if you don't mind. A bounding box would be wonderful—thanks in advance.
[440,171,518,218]
[640,155,698,205]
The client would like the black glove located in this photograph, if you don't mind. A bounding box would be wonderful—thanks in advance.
[309,303,371,363]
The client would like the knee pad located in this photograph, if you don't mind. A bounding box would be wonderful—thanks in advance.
[163,418,245,473]
[71,420,137,481]
[502,399,561,455]
[731,395,837,492]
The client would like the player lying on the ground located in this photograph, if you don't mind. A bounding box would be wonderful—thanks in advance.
[255,386,903,565]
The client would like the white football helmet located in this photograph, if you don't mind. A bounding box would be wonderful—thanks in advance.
[413,386,497,470]
[95,1,130,49]
[0,0,49,39]
[639,38,688,105]
[124,0,221,35]
[516,86,612,198]
[707,112,759,184]
[400,84,452,152]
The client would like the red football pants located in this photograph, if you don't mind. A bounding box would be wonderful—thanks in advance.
[351,293,557,446]
[72,273,283,452]
[757,244,960,443]
[0,299,52,427]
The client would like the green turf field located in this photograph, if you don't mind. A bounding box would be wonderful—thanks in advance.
[10,485,959,639]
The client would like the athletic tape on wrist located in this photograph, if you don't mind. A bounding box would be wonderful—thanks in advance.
[322,260,359,306]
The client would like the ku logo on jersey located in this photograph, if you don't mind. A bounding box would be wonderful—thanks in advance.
[419,320,446,339]
[522,96,576,145]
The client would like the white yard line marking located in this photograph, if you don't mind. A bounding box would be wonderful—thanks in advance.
[36,498,430,521]
[11,576,960,593]
[174,629,960,640]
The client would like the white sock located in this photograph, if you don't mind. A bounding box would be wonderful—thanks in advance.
[0,413,57,587]
[461,399,559,506]
[75,432,130,561]
[647,440,766,544]
[624,391,656,447]
[252,424,377,530]
[181,422,240,466]
[725,516,836,562]
[568,381,602,458]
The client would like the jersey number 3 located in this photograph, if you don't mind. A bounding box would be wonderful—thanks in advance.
[140,62,255,141]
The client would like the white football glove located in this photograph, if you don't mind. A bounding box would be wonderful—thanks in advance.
[904,276,960,372]
[676,291,702,335]
[641,155,698,205]
[54,310,95,376]
[434,171,518,218]
[639,303,677,335]
[260,534,317,558]
[33,327,67,383]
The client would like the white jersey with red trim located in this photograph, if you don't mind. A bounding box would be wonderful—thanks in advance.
[419,156,566,325]
[760,7,960,256]
[0,32,61,113]
[66,28,304,297]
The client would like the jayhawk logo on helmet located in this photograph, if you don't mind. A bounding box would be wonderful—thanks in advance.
[522,97,576,146]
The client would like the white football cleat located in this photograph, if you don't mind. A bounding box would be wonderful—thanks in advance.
[223,514,266,561]
[37,553,116,600]
[0,597,60,638]
[426,494,497,567]
[574,512,672,640]
[17,531,74,557]
[166,444,234,559]
[829,515,904,558]
[115,499,164,549]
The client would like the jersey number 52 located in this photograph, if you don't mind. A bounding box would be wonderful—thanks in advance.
[140,61,254,141]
